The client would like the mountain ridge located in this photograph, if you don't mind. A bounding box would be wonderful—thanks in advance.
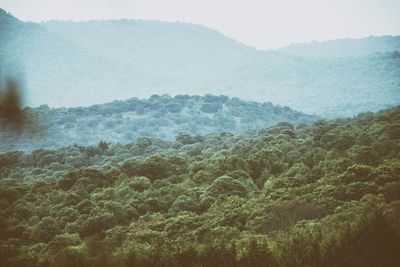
[277,35,400,58]
[1,8,399,116]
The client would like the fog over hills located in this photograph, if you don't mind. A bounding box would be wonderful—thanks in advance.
[1,5,400,266]
[1,8,399,117]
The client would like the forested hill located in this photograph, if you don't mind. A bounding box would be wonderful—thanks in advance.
[277,35,400,58]
[0,106,399,267]
[1,8,399,116]
[0,94,316,152]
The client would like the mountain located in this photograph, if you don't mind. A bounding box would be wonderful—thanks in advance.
[277,35,400,58]
[1,8,399,117]
[1,106,399,266]
[0,94,317,152]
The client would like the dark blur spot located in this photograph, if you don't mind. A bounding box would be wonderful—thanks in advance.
[0,77,42,135]
[0,79,25,127]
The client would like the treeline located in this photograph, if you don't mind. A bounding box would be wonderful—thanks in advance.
[0,106,400,266]
[0,94,316,152]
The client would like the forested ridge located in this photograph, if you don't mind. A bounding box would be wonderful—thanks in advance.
[1,106,400,267]
[1,8,399,116]
[0,94,316,152]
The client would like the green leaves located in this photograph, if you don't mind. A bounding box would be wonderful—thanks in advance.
[1,106,400,266]
[206,176,249,198]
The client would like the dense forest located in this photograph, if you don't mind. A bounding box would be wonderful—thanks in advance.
[1,8,399,116]
[1,106,399,267]
[1,6,400,267]
[0,94,316,152]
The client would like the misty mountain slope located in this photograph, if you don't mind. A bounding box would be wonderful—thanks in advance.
[0,10,155,106]
[43,20,256,69]
[0,94,317,152]
[38,19,260,104]
[1,8,399,116]
[277,35,400,58]
[235,51,400,116]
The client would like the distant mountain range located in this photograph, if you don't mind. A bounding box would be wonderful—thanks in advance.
[0,8,399,117]
[0,94,317,152]
[278,36,400,58]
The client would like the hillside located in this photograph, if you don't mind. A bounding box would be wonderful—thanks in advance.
[1,106,399,267]
[277,35,400,58]
[0,94,317,152]
[1,8,399,116]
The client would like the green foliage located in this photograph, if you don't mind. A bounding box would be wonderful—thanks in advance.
[0,95,316,152]
[206,175,250,197]
[0,106,400,266]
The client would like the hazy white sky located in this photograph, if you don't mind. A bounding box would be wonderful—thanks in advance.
[1,0,399,49]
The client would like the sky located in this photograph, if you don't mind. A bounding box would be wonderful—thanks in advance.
[1,0,399,49]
